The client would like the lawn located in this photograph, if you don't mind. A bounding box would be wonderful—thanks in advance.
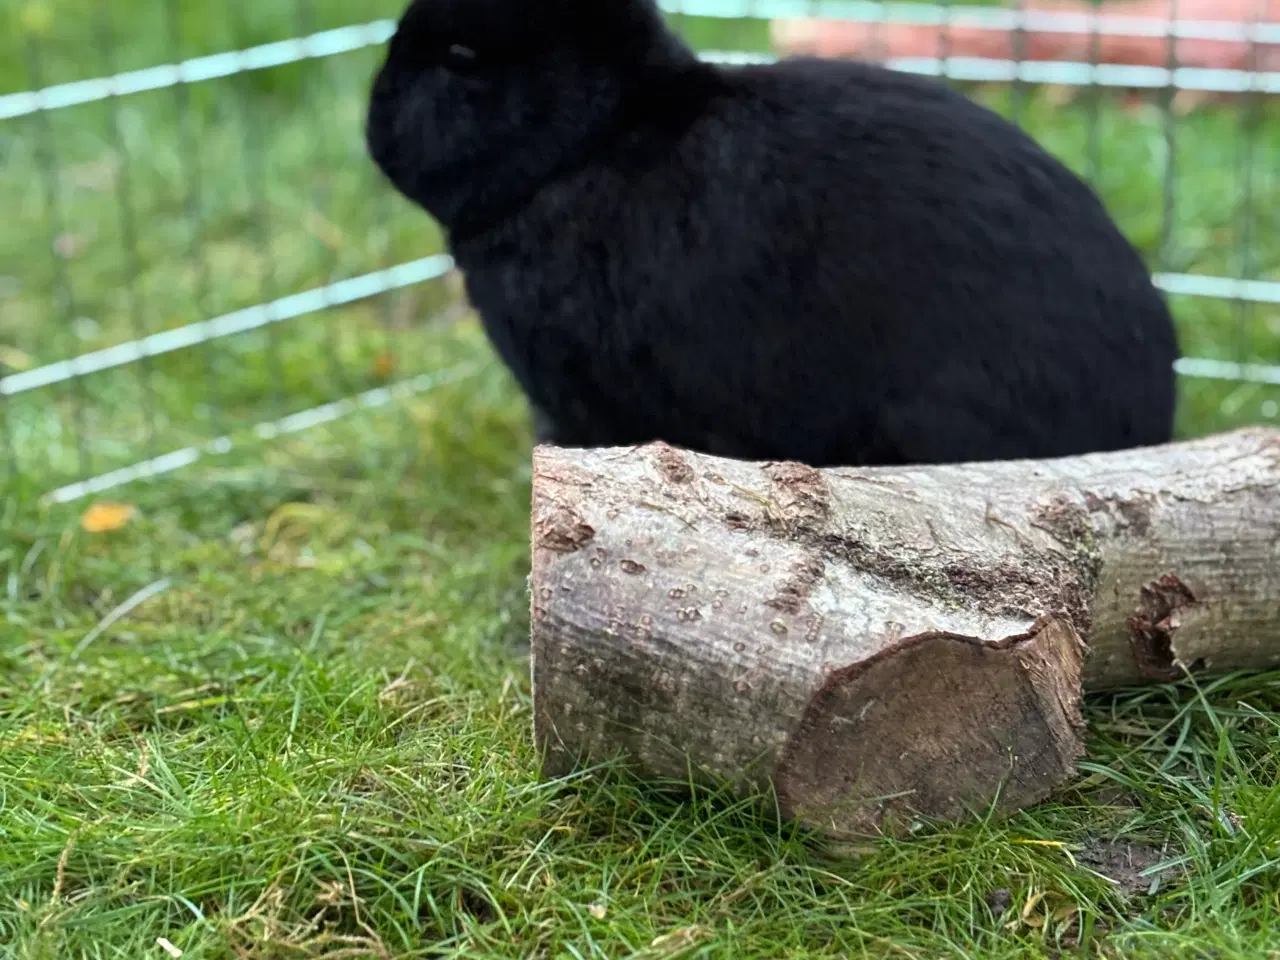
[2,0,1280,957]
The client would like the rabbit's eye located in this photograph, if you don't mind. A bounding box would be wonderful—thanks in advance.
[445,44,478,68]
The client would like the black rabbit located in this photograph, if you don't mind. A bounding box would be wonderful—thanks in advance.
[366,0,1179,467]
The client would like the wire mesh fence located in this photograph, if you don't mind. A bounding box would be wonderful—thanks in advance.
[1,0,1277,509]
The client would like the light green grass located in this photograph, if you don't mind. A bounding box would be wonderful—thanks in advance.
[3,2,1280,957]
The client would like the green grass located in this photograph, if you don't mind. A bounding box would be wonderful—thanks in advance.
[6,372,1280,958]
[3,1,1280,957]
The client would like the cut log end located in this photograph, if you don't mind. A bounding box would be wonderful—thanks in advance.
[774,618,1086,836]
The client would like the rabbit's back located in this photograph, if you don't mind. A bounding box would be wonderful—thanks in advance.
[454,57,1179,466]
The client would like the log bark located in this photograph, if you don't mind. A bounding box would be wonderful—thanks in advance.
[530,428,1280,837]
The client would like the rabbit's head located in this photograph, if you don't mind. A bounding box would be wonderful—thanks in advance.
[367,0,693,234]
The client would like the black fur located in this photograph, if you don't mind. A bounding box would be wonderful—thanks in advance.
[366,0,1179,467]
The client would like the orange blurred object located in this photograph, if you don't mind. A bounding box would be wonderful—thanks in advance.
[772,0,1279,73]
[81,501,137,534]
[370,350,397,381]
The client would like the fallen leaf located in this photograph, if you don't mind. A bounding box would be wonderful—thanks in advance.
[81,502,137,534]
[1021,890,1047,921]
[1008,889,1049,929]
[371,351,396,380]
[588,902,607,920]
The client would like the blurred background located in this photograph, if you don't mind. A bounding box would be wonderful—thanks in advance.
[0,0,1277,507]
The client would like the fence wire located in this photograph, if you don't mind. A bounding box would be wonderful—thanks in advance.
[1,0,1277,505]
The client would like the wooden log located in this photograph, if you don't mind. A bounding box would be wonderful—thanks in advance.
[530,428,1280,837]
